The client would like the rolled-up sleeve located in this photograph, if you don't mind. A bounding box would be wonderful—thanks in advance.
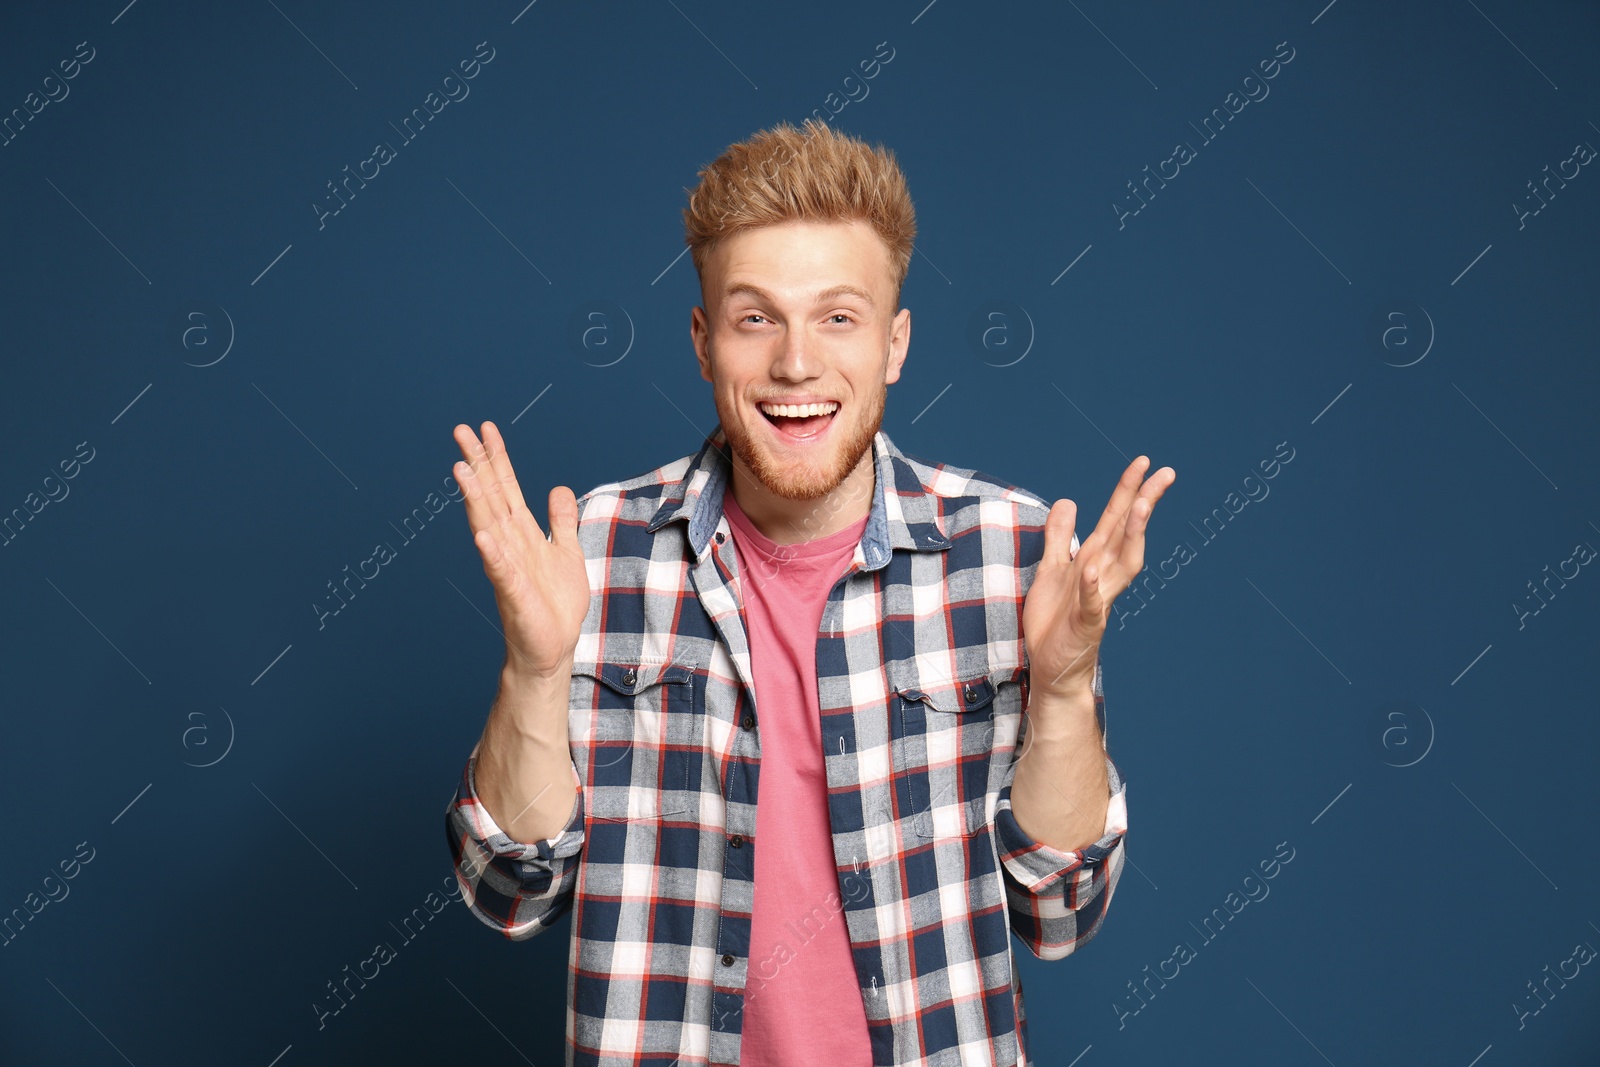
[993,652,1128,961]
[994,751,1126,960]
[443,744,586,940]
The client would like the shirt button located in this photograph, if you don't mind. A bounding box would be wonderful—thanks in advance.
[742,715,755,729]
[721,953,735,966]
[729,834,743,847]
[964,686,978,704]
[621,668,637,687]
[715,531,726,543]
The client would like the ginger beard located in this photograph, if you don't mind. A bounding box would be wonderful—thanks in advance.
[713,350,888,503]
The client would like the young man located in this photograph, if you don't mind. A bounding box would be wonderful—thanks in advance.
[444,118,1174,1067]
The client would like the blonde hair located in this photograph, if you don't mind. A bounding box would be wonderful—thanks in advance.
[683,118,917,301]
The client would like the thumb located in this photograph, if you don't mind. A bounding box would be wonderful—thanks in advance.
[1044,499,1077,568]
[1078,557,1104,625]
[547,486,579,547]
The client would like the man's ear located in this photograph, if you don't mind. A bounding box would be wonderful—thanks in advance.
[883,307,911,385]
[691,305,712,383]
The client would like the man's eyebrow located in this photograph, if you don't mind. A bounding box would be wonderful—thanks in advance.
[722,282,876,309]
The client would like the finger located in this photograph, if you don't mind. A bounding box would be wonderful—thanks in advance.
[472,421,545,568]
[454,424,535,564]
[1089,456,1150,564]
[467,421,515,522]
[453,423,507,539]
[473,523,511,584]
[453,421,488,472]
[1146,464,1177,504]
[1112,497,1151,580]
[480,420,530,517]
[1112,465,1176,578]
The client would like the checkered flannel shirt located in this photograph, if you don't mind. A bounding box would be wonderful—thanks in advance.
[445,424,1129,1067]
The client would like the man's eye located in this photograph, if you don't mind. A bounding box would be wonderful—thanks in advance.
[828,314,853,325]
[742,314,769,325]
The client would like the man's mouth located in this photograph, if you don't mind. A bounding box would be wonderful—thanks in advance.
[757,400,839,442]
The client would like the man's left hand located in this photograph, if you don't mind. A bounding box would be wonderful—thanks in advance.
[1022,455,1176,700]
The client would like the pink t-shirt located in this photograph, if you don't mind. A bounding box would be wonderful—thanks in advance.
[722,490,874,1067]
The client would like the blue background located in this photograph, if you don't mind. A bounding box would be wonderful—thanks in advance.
[2,1,1597,1064]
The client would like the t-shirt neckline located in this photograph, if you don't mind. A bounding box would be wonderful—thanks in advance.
[722,488,869,561]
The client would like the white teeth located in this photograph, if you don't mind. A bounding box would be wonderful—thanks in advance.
[758,401,839,418]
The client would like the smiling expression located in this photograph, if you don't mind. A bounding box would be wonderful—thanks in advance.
[691,218,910,508]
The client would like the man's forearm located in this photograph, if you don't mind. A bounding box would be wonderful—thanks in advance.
[472,660,578,845]
[1009,679,1110,854]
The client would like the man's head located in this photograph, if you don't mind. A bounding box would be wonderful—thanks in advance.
[684,119,916,511]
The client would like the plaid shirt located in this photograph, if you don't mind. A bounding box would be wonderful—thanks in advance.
[445,425,1128,1067]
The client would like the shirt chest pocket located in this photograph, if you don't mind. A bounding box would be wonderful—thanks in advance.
[571,660,699,822]
[891,663,1028,838]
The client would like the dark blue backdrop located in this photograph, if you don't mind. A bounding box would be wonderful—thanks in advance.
[2,1,1596,1064]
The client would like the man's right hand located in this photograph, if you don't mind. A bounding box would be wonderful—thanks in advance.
[452,419,589,844]
[452,420,590,680]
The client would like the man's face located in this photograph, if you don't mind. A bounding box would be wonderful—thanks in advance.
[690,218,910,503]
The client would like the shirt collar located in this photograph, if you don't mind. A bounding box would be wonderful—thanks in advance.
[644,423,952,569]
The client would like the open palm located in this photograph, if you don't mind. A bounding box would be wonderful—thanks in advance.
[1022,455,1175,698]
[452,420,591,679]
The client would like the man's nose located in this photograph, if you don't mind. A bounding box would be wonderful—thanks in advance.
[772,326,817,379]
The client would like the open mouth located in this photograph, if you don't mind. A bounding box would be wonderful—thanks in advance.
[757,400,839,443]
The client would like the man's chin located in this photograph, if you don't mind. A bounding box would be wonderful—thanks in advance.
[732,441,844,503]
[724,414,877,503]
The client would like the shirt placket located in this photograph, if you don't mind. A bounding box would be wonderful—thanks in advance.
[687,514,765,1065]
[820,553,899,1048]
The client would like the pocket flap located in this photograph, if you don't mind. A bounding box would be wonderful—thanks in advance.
[581,660,692,696]
[892,663,1026,714]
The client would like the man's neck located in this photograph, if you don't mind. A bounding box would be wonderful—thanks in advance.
[726,456,875,547]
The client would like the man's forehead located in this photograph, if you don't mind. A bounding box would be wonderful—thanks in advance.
[704,221,894,306]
